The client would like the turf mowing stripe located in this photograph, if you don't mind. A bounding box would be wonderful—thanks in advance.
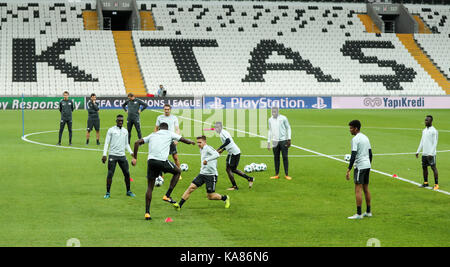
[150,110,450,196]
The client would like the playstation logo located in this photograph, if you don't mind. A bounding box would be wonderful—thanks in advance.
[207,97,225,109]
[312,97,327,109]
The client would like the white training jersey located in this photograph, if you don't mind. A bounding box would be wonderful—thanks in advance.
[268,115,291,142]
[103,126,133,157]
[200,145,220,176]
[219,129,241,155]
[143,129,182,161]
[417,126,438,156]
[156,114,179,133]
[351,132,372,170]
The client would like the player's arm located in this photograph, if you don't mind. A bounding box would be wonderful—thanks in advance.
[59,100,62,113]
[125,132,133,156]
[179,137,195,145]
[132,139,145,166]
[71,100,75,112]
[102,129,111,163]
[416,134,424,158]
[346,139,358,180]
[285,117,292,148]
[174,118,181,144]
[204,146,220,165]
[122,100,128,113]
[154,117,160,132]
[369,149,373,163]
[138,99,148,113]
[432,130,438,156]
[218,138,231,153]
[93,101,99,112]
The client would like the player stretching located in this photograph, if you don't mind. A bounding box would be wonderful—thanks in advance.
[416,115,439,190]
[86,93,100,145]
[122,93,148,144]
[346,120,373,220]
[155,104,182,177]
[102,115,135,199]
[173,136,230,211]
[267,106,292,180]
[214,121,254,190]
[132,123,195,220]
[57,91,74,146]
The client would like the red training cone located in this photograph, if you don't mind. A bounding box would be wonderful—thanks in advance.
[392,174,398,178]
[130,177,134,182]
[165,217,173,223]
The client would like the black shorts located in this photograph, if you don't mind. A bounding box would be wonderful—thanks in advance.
[147,159,178,180]
[226,153,241,170]
[169,142,178,155]
[354,168,370,185]
[192,174,218,193]
[422,155,436,167]
[107,155,129,179]
[87,118,100,132]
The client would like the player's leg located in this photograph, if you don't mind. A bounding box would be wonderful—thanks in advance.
[170,143,182,179]
[134,119,142,139]
[271,141,281,179]
[145,160,159,220]
[230,154,254,187]
[95,119,100,145]
[127,119,133,144]
[57,120,65,145]
[205,175,230,208]
[174,183,198,210]
[118,156,134,196]
[162,161,181,203]
[68,121,73,145]
[348,169,363,219]
[225,155,238,190]
[86,119,92,145]
[145,178,156,220]
[362,184,372,216]
[105,156,118,198]
[421,166,429,187]
[281,141,291,180]
[431,162,439,190]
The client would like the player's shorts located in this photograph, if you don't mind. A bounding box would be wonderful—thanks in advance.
[107,155,129,179]
[226,153,241,170]
[422,155,436,167]
[192,174,218,193]
[147,159,178,180]
[169,142,178,155]
[87,118,100,132]
[354,168,370,185]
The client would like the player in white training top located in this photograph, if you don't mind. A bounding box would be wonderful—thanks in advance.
[416,115,439,190]
[155,104,182,173]
[215,121,254,190]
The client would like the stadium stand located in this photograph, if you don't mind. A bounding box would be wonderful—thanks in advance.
[0,1,449,96]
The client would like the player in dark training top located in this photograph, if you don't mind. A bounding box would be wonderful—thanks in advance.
[57,91,74,146]
[122,93,148,144]
[86,93,101,145]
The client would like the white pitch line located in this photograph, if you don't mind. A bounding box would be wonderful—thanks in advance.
[151,109,450,196]
[21,119,450,196]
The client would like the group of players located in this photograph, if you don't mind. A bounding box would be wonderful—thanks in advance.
[57,91,440,220]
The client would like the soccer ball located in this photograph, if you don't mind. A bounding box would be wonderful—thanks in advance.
[260,163,267,171]
[244,165,253,173]
[344,154,351,161]
[180,163,189,172]
[250,163,258,170]
[255,164,263,172]
[155,176,164,187]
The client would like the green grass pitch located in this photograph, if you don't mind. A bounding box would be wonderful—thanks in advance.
[0,108,449,247]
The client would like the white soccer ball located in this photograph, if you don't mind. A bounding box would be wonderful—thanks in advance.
[155,176,164,187]
[255,164,263,172]
[244,165,253,173]
[250,163,258,170]
[180,163,189,172]
[260,163,267,171]
[344,154,351,162]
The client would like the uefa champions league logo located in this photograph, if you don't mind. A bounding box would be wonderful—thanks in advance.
[311,97,327,109]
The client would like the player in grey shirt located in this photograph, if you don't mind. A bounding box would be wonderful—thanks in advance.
[346,120,373,220]
[57,91,74,146]
[172,136,231,211]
